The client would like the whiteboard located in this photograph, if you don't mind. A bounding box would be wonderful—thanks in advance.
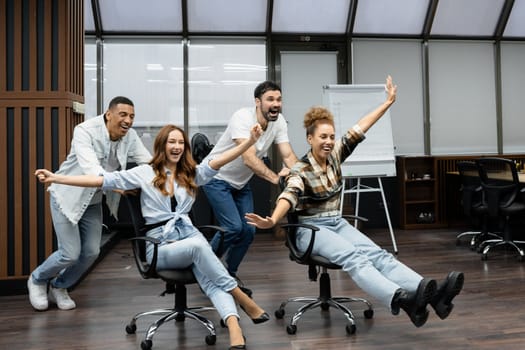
[322,84,396,177]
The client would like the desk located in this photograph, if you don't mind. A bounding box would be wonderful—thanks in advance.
[448,171,525,183]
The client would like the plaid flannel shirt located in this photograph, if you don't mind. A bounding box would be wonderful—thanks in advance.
[278,125,365,219]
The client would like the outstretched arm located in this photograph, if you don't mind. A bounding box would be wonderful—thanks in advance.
[208,123,263,170]
[245,198,291,229]
[353,75,397,134]
[35,169,103,187]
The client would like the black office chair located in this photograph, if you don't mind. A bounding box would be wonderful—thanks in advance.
[274,189,373,335]
[476,158,525,261]
[455,161,500,249]
[191,132,214,164]
[122,191,226,350]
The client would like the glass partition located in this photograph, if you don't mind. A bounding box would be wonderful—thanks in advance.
[102,38,184,152]
[187,38,266,143]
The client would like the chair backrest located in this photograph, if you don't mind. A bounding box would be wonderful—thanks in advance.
[191,132,214,164]
[457,161,483,216]
[476,158,520,216]
[121,191,156,279]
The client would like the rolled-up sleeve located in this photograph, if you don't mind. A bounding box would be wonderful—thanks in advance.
[195,162,219,186]
[277,174,303,211]
[101,166,146,191]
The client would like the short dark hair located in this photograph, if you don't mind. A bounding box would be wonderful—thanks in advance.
[108,96,134,110]
[254,81,281,99]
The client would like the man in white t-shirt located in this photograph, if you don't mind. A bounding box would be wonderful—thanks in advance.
[202,81,298,296]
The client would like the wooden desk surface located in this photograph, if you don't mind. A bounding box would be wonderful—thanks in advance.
[448,171,525,184]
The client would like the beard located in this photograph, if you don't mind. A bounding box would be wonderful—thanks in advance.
[263,108,280,122]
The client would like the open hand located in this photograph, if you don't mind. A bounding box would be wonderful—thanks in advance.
[245,213,276,229]
[385,75,397,104]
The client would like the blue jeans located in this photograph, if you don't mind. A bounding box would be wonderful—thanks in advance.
[297,216,423,310]
[152,220,239,321]
[202,178,255,276]
[32,196,102,289]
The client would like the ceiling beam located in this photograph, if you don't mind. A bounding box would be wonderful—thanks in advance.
[90,0,102,39]
[181,0,188,37]
[494,0,514,40]
[346,0,358,37]
[422,0,439,40]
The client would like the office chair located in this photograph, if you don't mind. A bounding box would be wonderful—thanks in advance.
[122,191,226,350]
[191,132,214,164]
[275,186,373,335]
[455,161,500,249]
[476,158,525,261]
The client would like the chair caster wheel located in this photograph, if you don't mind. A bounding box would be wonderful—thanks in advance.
[175,313,185,322]
[141,339,152,350]
[364,309,374,319]
[346,324,356,335]
[275,309,285,319]
[286,324,297,334]
[125,323,136,334]
[205,334,216,345]
[481,254,488,261]
[321,303,329,311]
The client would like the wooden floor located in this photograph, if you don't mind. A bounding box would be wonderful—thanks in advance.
[2,226,525,350]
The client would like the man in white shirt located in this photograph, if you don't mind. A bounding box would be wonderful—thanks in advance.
[202,81,298,295]
[27,96,152,311]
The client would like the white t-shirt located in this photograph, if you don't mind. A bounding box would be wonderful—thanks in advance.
[203,106,290,189]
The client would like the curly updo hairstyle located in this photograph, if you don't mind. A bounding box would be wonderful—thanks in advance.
[304,106,335,136]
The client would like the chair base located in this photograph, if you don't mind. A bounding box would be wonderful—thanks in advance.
[274,270,373,335]
[480,238,525,261]
[126,306,217,348]
[456,231,502,250]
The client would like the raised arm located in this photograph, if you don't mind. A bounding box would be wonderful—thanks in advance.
[353,75,397,134]
[35,169,103,187]
[208,123,263,170]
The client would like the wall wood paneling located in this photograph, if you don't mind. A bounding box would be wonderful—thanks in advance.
[0,0,84,294]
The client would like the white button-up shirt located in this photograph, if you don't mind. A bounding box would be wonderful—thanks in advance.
[49,115,151,224]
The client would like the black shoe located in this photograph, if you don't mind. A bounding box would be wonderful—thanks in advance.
[251,312,270,325]
[430,271,464,320]
[391,278,437,328]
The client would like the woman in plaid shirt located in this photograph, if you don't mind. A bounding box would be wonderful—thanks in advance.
[246,76,464,328]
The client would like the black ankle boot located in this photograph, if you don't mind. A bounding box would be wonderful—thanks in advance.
[391,278,437,328]
[430,271,464,320]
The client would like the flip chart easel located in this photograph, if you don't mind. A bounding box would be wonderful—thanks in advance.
[340,176,398,254]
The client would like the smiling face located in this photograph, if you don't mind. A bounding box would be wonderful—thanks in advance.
[307,121,335,166]
[164,129,186,167]
[105,103,135,141]
[256,89,282,126]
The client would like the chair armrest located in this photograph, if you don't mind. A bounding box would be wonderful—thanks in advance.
[281,223,319,264]
[342,214,369,223]
[129,236,161,278]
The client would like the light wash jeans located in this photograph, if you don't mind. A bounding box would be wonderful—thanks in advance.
[202,178,255,277]
[32,196,102,289]
[150,220,239,322]
[297,215,423,310]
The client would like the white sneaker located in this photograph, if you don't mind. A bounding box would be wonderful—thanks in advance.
[27,275,48,311]
[48,286,76,310]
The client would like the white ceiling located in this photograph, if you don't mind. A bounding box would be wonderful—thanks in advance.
[85,0,525,39]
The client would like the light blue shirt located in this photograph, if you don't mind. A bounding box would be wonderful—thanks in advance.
[48,115,152,224]
[101,162,218,243]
